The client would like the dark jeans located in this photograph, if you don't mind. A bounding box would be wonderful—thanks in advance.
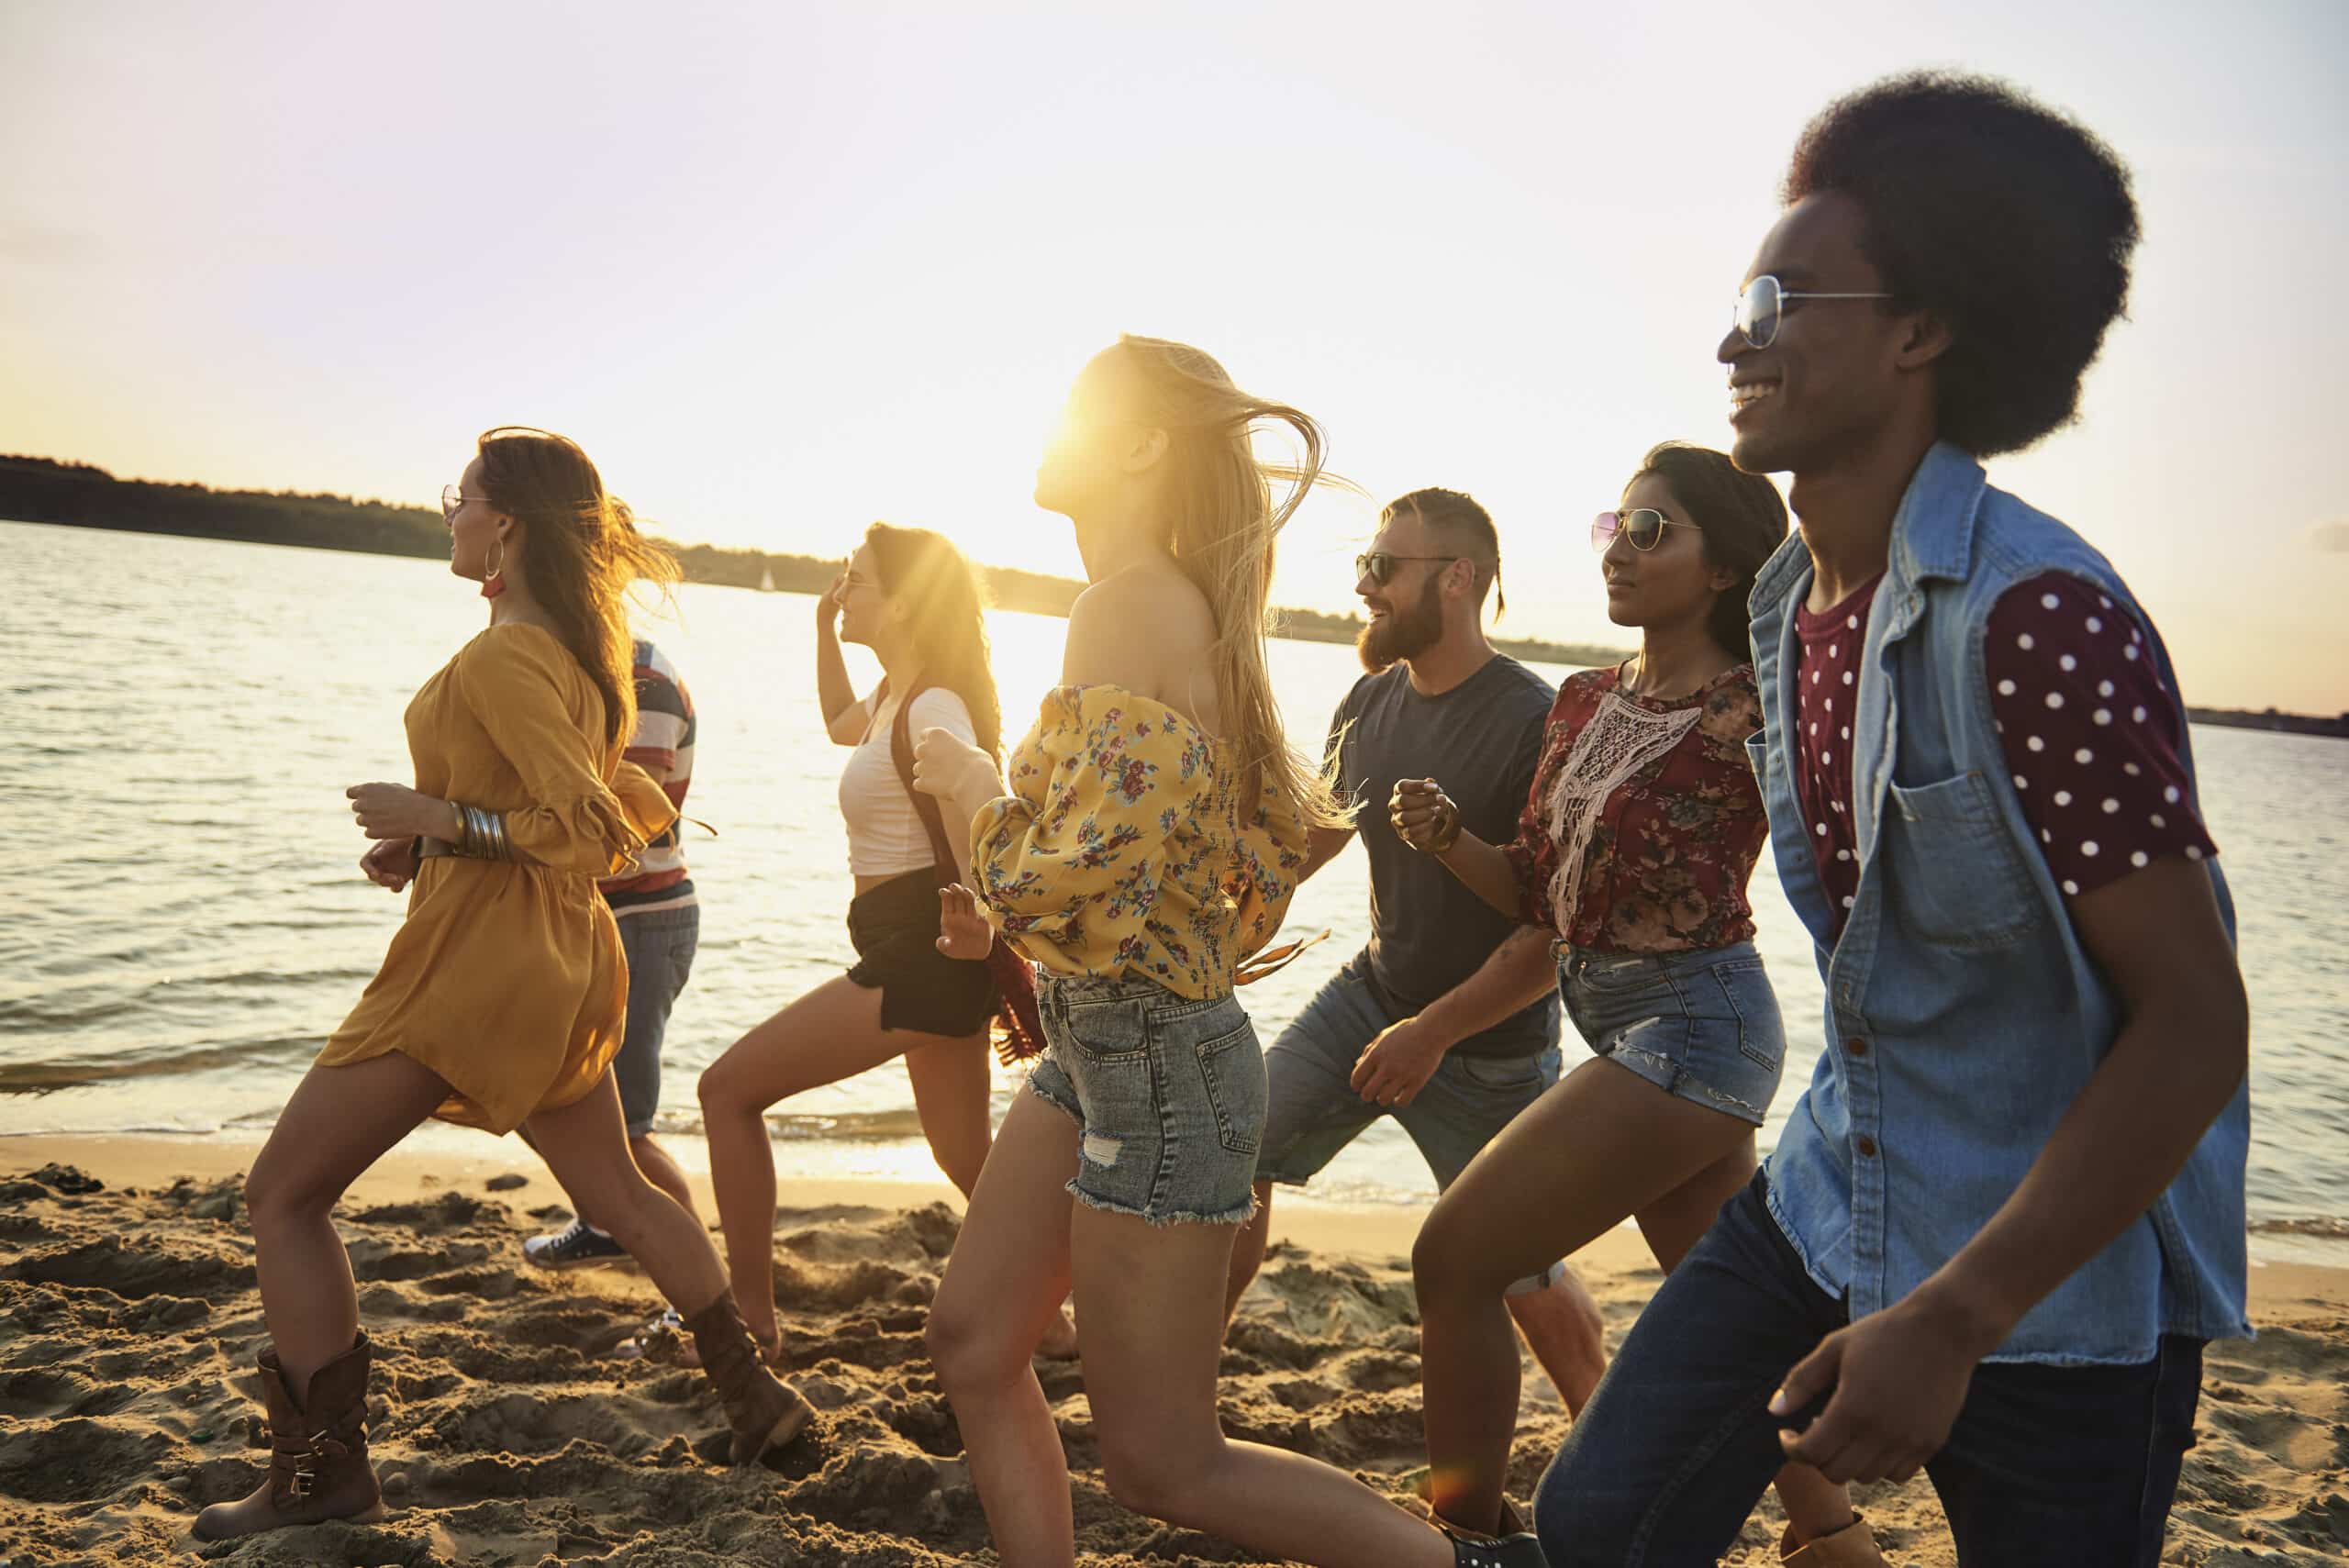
[1534,1172,2204,1566]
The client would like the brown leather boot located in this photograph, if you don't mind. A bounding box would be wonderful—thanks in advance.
[1781,1512,1888,1565]
[682,1292,813,1463]
[193,1333,385,1540]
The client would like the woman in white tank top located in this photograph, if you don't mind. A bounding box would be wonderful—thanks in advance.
[697,524,1075,1364]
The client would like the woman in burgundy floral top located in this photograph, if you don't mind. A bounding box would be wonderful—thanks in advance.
[1396,444,1869,1558]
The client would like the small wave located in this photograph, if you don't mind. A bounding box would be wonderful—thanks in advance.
[0,1037,313,1092]
[2248,1216,2349,1240]
[651,1106,930,1142]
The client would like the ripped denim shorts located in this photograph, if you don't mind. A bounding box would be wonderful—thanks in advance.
[1026,972,1264,1226]
[1557,940,1786,1128]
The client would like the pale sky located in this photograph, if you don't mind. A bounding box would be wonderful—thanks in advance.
[6,1,2344,712]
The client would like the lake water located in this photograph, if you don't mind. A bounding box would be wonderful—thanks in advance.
[5,519,2343,1262]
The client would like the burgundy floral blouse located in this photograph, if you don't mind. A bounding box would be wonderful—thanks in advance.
[1498,663,1769,953]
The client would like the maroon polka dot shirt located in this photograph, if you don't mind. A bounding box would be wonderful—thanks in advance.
[1794,572,2216,935]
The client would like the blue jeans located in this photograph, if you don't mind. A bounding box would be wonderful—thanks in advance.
[612,902,698,1138]
[1533,1171,2205,1566]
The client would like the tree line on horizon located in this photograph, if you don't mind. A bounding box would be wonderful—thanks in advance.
[0,452,1636,671]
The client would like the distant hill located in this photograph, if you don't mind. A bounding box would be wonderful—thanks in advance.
[0,453,1629,669]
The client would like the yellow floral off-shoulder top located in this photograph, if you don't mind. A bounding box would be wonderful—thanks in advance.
[969,684,1310,998]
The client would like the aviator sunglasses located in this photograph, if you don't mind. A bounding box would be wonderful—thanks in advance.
[1591,508,1700,553]
[1733,272,1890,350]
[1355,550,1460,585]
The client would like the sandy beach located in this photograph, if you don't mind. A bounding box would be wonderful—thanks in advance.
[1,1133,2343,1566]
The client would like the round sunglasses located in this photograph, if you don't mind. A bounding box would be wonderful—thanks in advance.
[1590,508,1700,553]
[1733,273,1891,350]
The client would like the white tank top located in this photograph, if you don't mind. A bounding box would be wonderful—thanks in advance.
[837,687,979,877]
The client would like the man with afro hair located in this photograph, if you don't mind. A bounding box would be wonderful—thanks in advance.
[1531,72,2249,1568]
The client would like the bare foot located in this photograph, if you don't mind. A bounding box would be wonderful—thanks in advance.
[1036,1305,1079,1361]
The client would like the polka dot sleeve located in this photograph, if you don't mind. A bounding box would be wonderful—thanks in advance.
[1986,573,2218,898]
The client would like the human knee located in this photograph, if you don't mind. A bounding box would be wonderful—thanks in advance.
[1097,1430,1215,1524]
[923,1296,1023,1396]
[242,1158,333,1231]
[1412,1212,1509,1311]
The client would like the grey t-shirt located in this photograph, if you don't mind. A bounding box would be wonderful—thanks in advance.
[1330,655,1560,1059]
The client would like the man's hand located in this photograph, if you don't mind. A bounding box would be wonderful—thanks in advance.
[1772,1284,2003,1484]
[1349,1015,1454,1107]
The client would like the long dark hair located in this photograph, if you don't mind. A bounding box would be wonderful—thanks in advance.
[475,428,679,747]
[863,522,1002,760]
[1631,442,1788,662]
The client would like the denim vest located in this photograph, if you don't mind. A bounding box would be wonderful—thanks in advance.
[1749,442,2250,1364]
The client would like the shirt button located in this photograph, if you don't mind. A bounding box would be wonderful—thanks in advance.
[1855,1135,1878,1157]
[1846,1038,1869,1057]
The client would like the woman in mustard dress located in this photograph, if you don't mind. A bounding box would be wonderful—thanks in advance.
[907,339,1551,1568]
[195,428,808,1542]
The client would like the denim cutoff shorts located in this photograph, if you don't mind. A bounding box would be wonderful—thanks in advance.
[1026,972,1264,1226]
[1557,940,1786,1127]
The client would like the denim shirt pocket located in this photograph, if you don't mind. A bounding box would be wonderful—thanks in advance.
[1879,772,2043,951]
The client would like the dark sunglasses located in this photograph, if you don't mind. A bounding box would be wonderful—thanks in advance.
[1591,508,1701,553]
[1355,550,1459,585]
[440,484,489,521]
[1733,272,1891,350]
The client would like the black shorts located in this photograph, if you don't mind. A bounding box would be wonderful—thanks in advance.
[845,868,997,1039]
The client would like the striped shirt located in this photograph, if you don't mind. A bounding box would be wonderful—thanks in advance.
[601,638,697,915]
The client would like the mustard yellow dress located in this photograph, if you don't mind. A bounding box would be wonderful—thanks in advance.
[317,623,678,1133]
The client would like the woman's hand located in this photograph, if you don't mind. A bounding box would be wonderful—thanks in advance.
[346,783,456,841]
[1388,778,1461,852]
[910,727,998,806]
[818,571,846,629]
[936,883,995,961]
[360,836,420,893]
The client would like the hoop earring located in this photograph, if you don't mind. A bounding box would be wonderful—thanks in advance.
[480,538,508,601]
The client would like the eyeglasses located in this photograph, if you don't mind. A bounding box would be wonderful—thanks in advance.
[1591,508,1701,553]
[1733,273,1891,350]
[441,484,488,520]
[1355,550,1459,585]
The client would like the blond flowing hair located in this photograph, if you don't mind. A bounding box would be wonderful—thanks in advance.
[1112,335,1349,829]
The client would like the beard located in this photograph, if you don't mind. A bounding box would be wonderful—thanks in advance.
[1356,573,1444,673]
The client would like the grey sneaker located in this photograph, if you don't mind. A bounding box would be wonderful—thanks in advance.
[522,1218,627,1269]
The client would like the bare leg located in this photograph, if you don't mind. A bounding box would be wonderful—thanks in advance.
[1501,1266,1609,1417]
[1413,1058,1756,1534]
[902,1032,994,1196]
[699,976,978,1348]
[1221,1178,1277,1326]
[628,1132,700,1224]
[924,1090,1082,1565]
[903,1034,1082,1357]
[524,1073,729,1314]
[1071,1202,1453,1568]
[244,1051,454,1399]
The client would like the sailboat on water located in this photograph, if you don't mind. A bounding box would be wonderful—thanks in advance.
[757,563,776,592]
